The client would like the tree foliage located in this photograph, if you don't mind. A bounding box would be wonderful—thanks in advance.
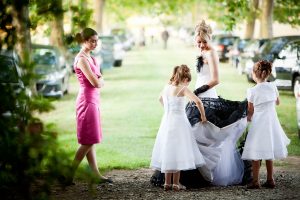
[206,0,300,32]
[274,0,300,26]
[0,1,72,199]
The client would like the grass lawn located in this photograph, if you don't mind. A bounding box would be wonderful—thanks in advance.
[38,38,300,173]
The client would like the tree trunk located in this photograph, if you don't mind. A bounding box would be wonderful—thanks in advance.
[94,0,105,34]
[12,1,31,61]
[244,0,259,39]
[12,1,37,95]
[50,0,65,51]
[259,0,274,39]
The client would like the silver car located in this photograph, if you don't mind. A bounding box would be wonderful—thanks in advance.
[32,44,71,98]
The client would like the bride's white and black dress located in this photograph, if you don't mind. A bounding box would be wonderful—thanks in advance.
[151,55,252,188]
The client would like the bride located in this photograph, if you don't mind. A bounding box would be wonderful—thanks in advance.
[187,20,247,186]
[150,20,250,187]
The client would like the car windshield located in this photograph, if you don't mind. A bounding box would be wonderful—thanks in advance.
[0,56,19,83]
[260,38,287,55]
[214,36,236,45]
[32,49,57,66]
[237,40,250,49]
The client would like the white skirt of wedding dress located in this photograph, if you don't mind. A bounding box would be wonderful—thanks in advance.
[192,118,247,185]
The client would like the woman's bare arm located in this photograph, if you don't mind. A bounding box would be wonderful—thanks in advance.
[77,58,102,88]
[206,50,220,88]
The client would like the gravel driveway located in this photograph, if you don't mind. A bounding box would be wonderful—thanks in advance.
[51,156,300,200]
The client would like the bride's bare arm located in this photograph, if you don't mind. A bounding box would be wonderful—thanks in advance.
[206,50,220,88]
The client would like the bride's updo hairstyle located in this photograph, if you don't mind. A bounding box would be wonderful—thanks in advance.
[195,20,212,41]
[253,60,272,80]
[170,65,191,86]
[75,28,98,44]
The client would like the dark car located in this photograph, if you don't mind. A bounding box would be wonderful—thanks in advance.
[212,34,239,62]
[244,36,300,82]
[272,40,300,94]
[0,50,30,118]
[32,44,71,98]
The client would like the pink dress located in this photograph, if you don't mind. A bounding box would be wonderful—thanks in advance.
[74,55,102,144]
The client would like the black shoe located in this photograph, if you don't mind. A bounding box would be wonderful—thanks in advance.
[98,178,113,184]
[59,175,75,186]
[262,180,275,189]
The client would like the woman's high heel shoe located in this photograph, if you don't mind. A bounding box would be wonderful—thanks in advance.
[98,177,113,184]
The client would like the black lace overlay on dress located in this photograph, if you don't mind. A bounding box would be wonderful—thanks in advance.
[196,56,204,73]
[186,97,248,128]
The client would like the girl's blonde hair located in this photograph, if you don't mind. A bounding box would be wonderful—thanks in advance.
[169,65,191,86]
[195,20,212,41]
[253,60,272,80]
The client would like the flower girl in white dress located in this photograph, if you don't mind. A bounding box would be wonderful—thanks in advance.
[150,65,207,191]
[242,60,290,189]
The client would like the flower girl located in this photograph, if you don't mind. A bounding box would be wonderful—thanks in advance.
[150,65,207,191]
[242,60,290,189]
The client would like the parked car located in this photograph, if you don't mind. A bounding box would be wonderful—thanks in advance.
[228,38,252,69]
[32,44,71,98]
[0,50,29,119]
[237,39,268,75]
[111,28,135,51]
[296,87,300,138]
[244,36,300,82]
[99,35,125,67]
[272,40,300,95]
[212,34,239,62]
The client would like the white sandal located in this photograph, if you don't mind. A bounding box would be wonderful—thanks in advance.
[163,184,172,191]
[172,183,186,191]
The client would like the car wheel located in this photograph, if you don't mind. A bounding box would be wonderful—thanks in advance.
[246,73,254,83]
[113,60,122,67]
[293,76,300,97]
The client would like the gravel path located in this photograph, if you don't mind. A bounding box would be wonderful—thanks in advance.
[51,156,300,200]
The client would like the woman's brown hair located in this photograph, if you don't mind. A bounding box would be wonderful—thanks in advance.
[75,28,98,44]
[169,65,191,86]
[253,60,272,80]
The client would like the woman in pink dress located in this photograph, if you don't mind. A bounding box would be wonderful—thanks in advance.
[69,28,112,184]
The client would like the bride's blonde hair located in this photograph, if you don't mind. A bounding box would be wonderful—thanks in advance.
[195,20,212,41]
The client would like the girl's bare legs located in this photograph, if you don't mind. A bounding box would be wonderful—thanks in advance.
[172,171,180,185]
[164,173,172,190]
[172,171,186,191]
[265,160,274,181]
[264,160,275,188]
[86,145,107,179]
[248,160,261,188]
